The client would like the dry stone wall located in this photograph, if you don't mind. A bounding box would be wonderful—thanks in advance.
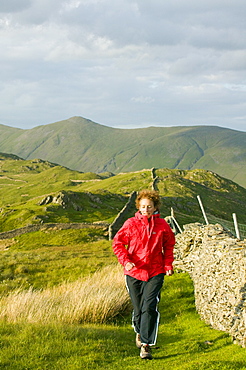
[151,167,158,191]
[0,222,108,240]
[108,191,137,240]
[174,223,246,347]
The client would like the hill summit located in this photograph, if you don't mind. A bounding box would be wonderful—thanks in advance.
[0,116,245,188]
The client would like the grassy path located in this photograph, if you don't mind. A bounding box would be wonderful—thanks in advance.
[0,273,246,369]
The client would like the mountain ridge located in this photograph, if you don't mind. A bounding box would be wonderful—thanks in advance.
[0,116,245,187]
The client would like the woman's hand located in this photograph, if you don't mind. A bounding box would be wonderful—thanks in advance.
[125,262,135,271]
[165,270,174,276]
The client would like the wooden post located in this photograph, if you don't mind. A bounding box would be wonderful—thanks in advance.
[232,213,240,239]
[197,195,209,225]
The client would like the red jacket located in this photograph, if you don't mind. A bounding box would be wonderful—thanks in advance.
[112,211,175,281]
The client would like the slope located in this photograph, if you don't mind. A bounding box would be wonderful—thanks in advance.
[1,154,246,233]
[0,116,245,188]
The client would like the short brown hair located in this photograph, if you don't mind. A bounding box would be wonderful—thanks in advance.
[135,190,161,211]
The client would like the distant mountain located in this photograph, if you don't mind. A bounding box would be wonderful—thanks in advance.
[0,116,245,188]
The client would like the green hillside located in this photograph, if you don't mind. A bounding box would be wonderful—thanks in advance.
[1,153,246,233]
[0,116,245,188]
[1,154,246,369]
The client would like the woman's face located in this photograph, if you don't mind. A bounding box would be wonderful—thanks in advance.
[138,198,156,218]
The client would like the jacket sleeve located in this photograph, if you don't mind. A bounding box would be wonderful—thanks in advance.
[112,220,132,267]
[163,225,176,272]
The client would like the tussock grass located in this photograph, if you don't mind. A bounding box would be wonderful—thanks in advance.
[0,264,130,325]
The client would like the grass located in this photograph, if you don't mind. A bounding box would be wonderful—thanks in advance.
[0,226,246,368]
[0,229,115,293]
[1,156,246,367]
[0,273,246,369]
[0,265,130,325]
[76,170,154,195]
[0,188,125,231]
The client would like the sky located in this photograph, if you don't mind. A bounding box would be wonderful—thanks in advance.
[0,0,246,132]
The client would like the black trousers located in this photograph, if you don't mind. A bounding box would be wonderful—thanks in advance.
[125,273,164,346]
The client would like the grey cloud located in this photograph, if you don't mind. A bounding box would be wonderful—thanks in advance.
[4,0,62,25]
[3,0,246,50]
[0,0,31,13]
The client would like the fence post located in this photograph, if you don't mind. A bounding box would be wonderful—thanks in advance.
[197,195,209,225]
[170,207,182,233]
[172,216,183,233]
[232,213,240,239]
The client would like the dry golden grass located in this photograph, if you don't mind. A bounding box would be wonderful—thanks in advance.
[0,264,130,324]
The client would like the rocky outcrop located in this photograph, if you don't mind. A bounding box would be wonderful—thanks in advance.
[39,191,83,211]
[174,223,246,347]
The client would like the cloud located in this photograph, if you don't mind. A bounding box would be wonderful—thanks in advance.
[131,96,155,104]
[0,0,245,132]
[0,0,31,13]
